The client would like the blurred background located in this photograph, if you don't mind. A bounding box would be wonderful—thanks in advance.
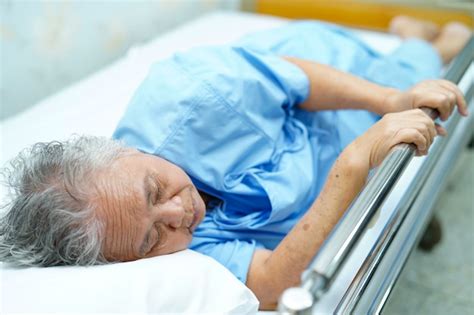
[1,1,473,314]
[1,0,472,120]
[0,0,240,119]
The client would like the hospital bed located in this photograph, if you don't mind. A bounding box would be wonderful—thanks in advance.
[1,11,472,314]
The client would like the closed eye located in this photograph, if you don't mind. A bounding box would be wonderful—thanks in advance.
[146,173,163,206]
[146,225,163,255]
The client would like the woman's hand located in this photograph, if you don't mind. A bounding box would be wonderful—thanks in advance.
[350,109,445,169]
[383,80,468,120]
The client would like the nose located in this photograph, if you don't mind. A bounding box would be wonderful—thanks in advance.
[159,195,193,229]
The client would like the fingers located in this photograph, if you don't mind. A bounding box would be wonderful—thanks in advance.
[410,109,437,143]
[437,80,468,116]
[388,109,439,156]
[435,123,447,136]
[368,108,443,168]
[412,108,447,137]
[394,128,427,156]
[416,88,454,121]
[414,80,468,120]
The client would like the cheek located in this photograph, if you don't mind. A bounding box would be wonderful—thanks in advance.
[105,227,141,261]
[155,231,192,256]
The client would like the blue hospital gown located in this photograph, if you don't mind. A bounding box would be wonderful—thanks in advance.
[113,21,441,283]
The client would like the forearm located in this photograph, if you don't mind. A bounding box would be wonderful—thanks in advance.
[247,143,370,308]
[284,56,398,115]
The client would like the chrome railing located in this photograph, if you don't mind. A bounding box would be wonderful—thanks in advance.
[336,83,473,314]
[278,36,474,314]
[352,88,474,314]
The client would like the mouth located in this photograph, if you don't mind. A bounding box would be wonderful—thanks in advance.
[188,198,200,232]
[188,189,204,233]
[188,211,198,233]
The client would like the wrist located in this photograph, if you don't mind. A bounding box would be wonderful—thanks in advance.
[338,142,371,177]
[378,88,401,115]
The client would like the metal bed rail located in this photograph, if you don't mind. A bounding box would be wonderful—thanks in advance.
[353,85,474,314]
[278,36,474,314]
[337,81,473,314]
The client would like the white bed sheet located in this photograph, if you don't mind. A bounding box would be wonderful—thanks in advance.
[0,11,408,313]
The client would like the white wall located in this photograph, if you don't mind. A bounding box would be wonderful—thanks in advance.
[0,0,239,120]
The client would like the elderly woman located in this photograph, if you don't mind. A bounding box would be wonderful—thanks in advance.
[0,16,470,309]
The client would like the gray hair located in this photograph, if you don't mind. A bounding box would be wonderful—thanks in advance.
[0,136,129,266]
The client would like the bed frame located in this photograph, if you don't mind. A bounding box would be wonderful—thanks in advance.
[253,0,473,30]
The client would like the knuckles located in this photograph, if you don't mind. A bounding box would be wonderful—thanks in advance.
[439,94,450,104]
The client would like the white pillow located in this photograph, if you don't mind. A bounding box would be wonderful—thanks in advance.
[0,249,259,314]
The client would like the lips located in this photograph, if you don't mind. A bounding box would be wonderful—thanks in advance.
[189,212,198,232]
[188,189,204,232]
[188,200,199,232]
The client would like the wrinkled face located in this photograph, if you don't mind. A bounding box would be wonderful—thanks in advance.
[97,151,206,261]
